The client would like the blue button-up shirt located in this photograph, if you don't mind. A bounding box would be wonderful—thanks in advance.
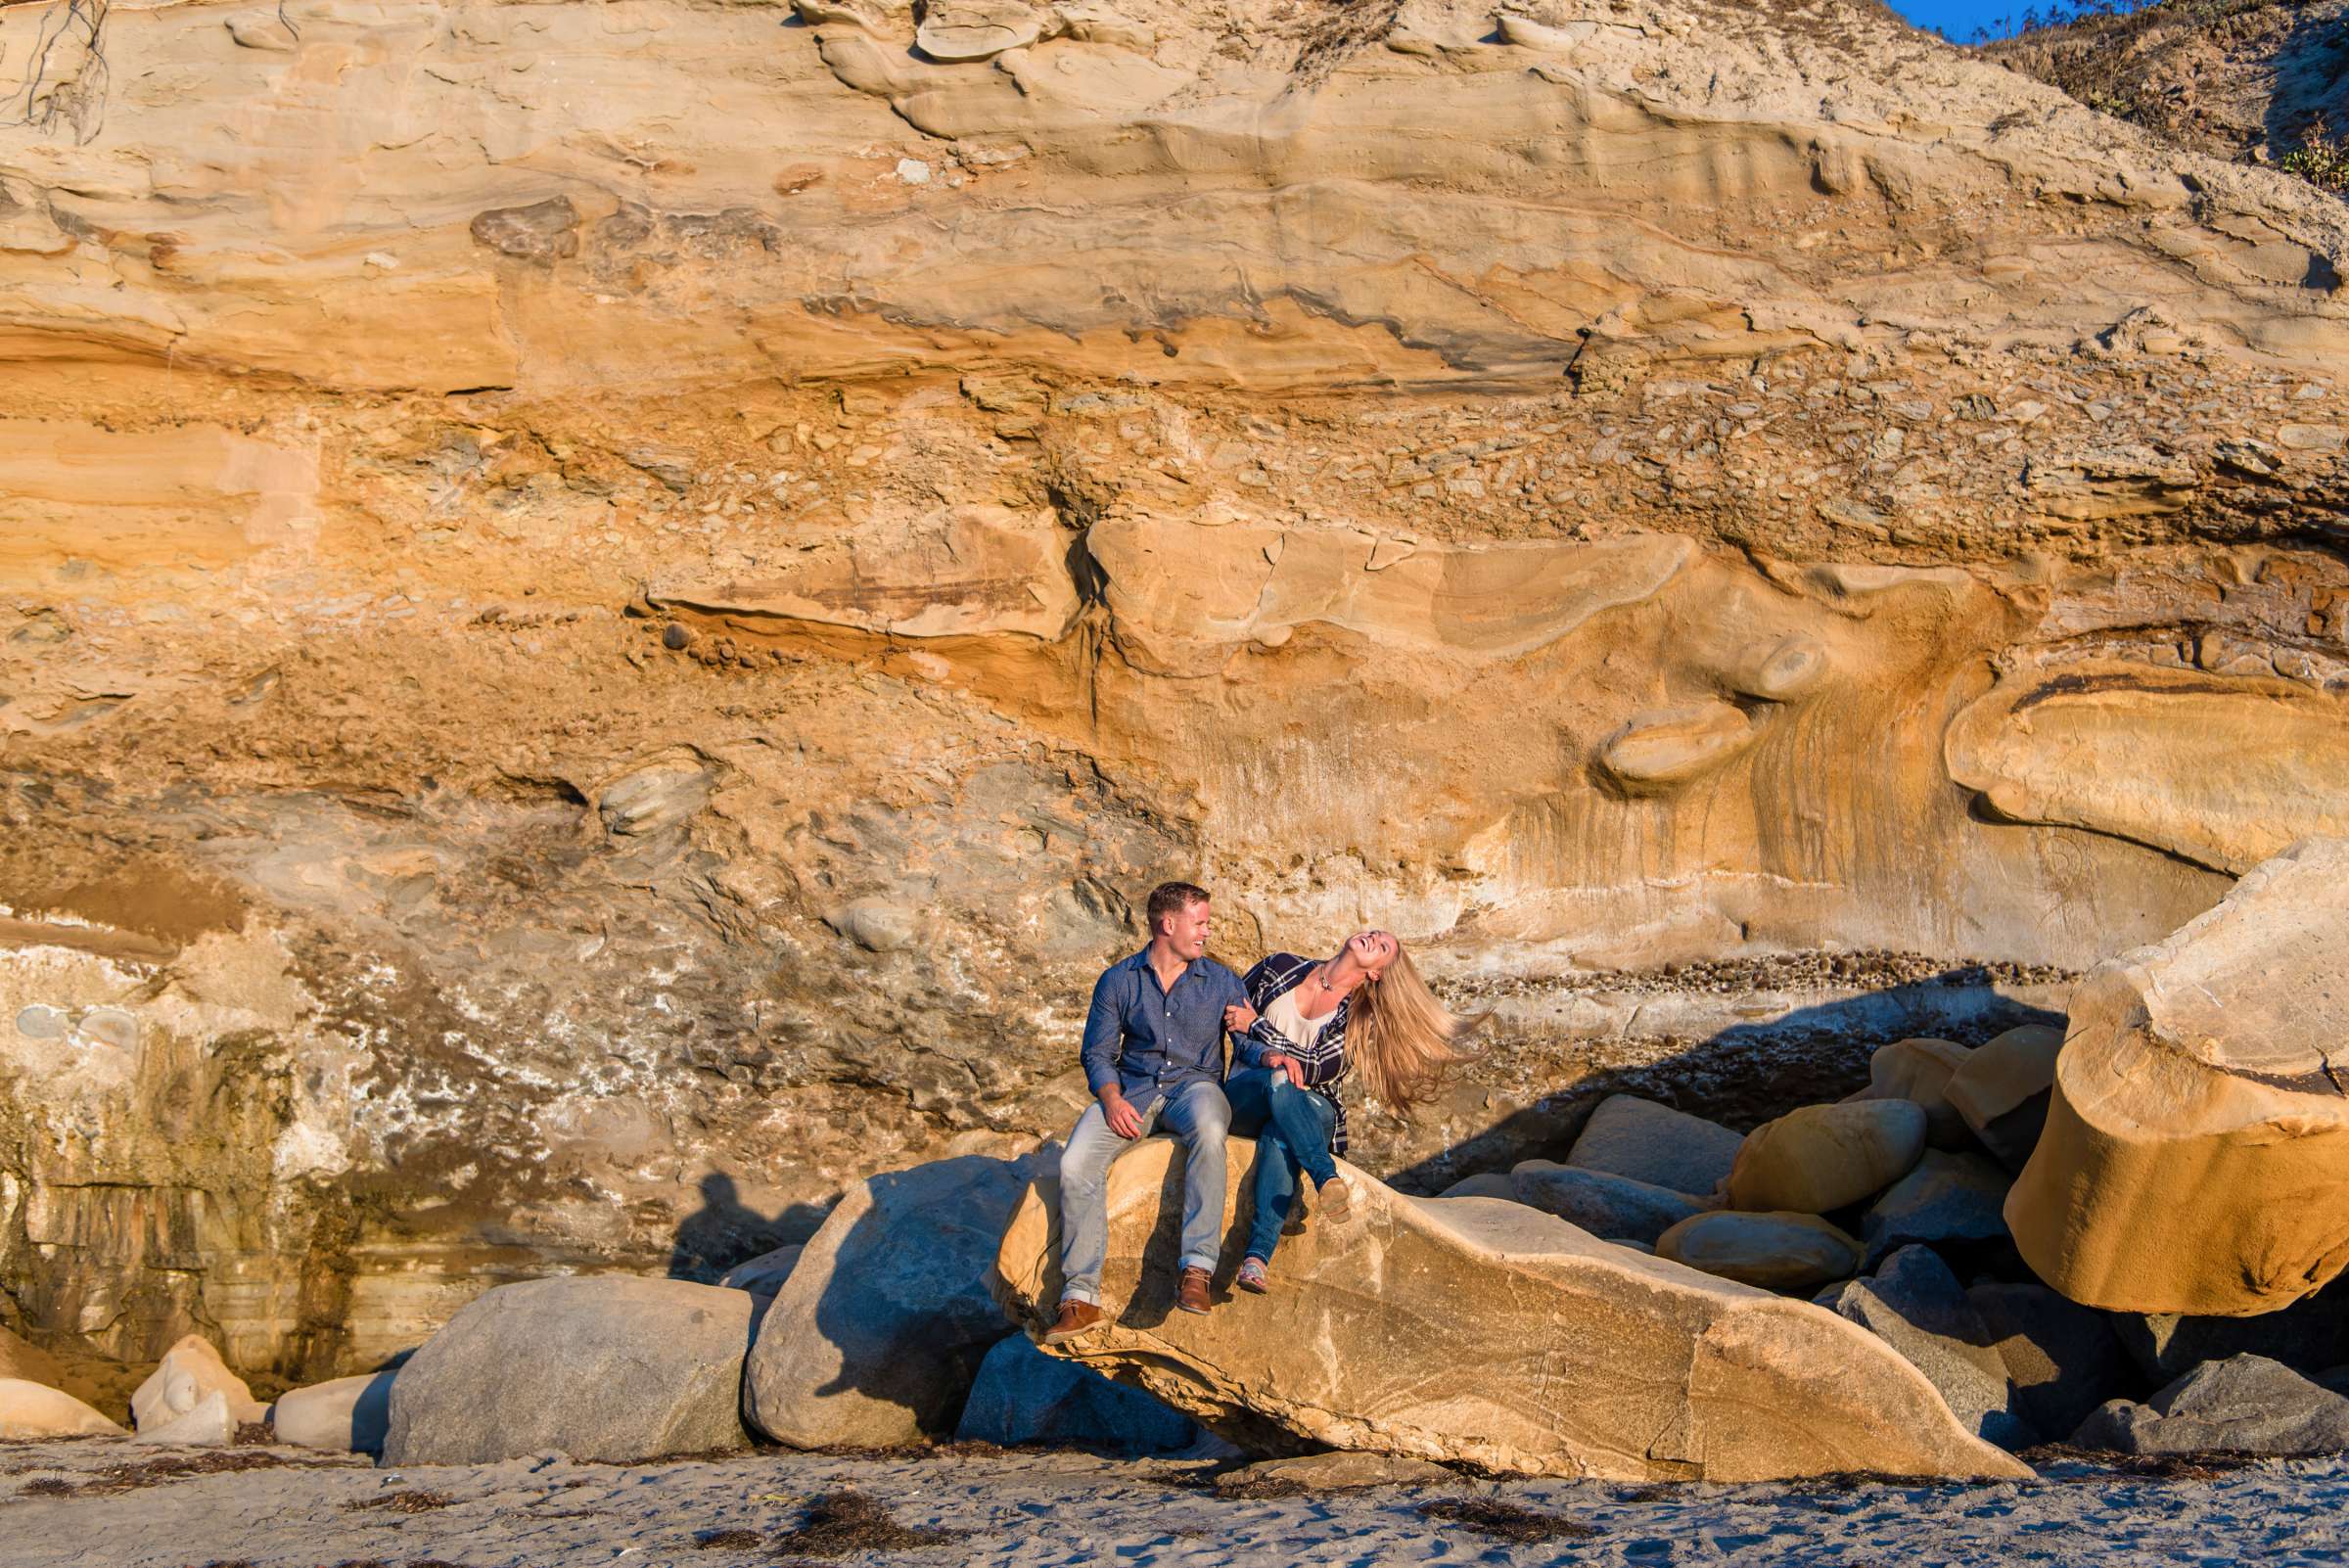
[1081,947,1248,1103]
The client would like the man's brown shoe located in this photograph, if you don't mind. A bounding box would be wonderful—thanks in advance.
[1042,1298,1105,1344]
[1176,1267,1214,1314]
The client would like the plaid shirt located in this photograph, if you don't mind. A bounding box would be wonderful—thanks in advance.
[1234,952,1355,1158]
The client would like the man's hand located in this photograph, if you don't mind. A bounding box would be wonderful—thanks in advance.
[1100,1088,1145,1139]
[1265,1051,1306,1089]
[1223,1001,1259,1032]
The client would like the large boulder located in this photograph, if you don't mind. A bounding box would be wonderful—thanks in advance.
[273,1370,397,1454]
[2073,1355,2349,1455]
[1508,1161,1709,1245]
[2007,839,2349,1315]
[1655,1212,1861,1293]
[1947,1024,2065,1172]
[1860,1150,2014,1270]
[1819,1246,2035,1451]
[1725,1101,1927,1215]
[1849,1038,1975,1149]
[131,1334,267,1434]
[1966,1282,2134,1439]
[0,1377,124,1439]
[993,1137,2029,1482]
[1564,1096,1743,1196]
[383,1275,755,1465]
[744,1150,1041,1449]
[954,1333,1202,1453]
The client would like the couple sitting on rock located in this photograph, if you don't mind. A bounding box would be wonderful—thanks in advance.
[1043,880,1482,1342]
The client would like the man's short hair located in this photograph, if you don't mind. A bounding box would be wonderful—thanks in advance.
[1145,881,1210,933]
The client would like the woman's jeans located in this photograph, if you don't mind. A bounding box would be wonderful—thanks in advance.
[1224,1067,1340,1265]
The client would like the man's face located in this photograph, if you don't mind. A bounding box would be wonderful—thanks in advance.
[1160,898,1212,960]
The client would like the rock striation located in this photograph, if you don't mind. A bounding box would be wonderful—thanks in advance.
[2008,838,2349,1316]
[993,1137,2029,1481]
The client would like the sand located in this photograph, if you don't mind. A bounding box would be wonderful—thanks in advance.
[3,1437,2344,1567]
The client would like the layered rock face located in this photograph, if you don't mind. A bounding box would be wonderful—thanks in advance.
[1,0,2346,1384]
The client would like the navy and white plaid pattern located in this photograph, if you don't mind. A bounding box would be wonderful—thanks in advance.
[1237,952,1355,1158]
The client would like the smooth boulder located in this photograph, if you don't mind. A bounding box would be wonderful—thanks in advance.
[1564,1096,1743,1196]
[2008,839,2349,1315]
[954,1333,1201,1453]
[1849,1038,1975,1149]
[2073,1355,2349,1455]
[1437,1172,1517,1200]
[1655,1211,1860,1293]
[0,1323,67,1391]
[1861,1150,2014,1270]
[1819,1246,2035,1451]
[131,1335,266,1434]
[134,1389,236,1447]
[1967,1282,2133,1439]
[384,1275,755,1465]
[1726,1101,1927,1215]
[1509,1161,1709,1245]
[994,1137,2029,1482]
[273,1370,397,1454]
[744,1150,1040,1448]
[1947,1024,2065,1172]
[717,1243,804,1296]
[0,1377,124,1439]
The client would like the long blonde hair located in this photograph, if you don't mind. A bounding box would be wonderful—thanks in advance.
[1350,944,1486,1117]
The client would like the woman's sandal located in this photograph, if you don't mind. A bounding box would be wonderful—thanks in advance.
[1235,1257,1271,1294]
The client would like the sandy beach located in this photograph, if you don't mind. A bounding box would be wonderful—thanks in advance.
[5,1437,2344,1568]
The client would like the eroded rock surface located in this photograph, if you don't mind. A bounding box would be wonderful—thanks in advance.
[2008,838,2349,1315]
[1,0,2345,1388]
[993,1137,2028,1481]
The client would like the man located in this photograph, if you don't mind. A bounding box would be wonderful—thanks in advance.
[1044,881,1247,1341]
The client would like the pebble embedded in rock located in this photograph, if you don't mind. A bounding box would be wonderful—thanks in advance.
[661,623,690,650]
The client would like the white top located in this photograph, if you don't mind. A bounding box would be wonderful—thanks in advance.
[1260,987,1337,1054]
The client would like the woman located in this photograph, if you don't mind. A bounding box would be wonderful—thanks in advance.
[1220,929,1484,1293]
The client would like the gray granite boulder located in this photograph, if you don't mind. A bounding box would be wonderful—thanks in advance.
[2073,1356,2349,1455]
[1509,1160,1709,1245]
[383,1275,756,1465]
[954,1333,1201,1453]
[1966,1282,2133,1440]
[1435,1172,1517,1200]
[745,1150,1042,1448]
[1565,1095,1743,1197]
[1819,1245,2035,1451]
[1861,1150,2014,1269]
[2109,1278,2349,1384]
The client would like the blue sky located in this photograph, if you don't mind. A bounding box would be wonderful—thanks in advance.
[1882,0,2049,41]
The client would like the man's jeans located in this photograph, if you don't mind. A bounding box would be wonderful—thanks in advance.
[1057,1079,1231,1306]
[1224,1067,1340,1265]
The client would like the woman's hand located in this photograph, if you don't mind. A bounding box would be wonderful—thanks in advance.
[1223,1001,1259,1032]
[1264,1051,1306,1089]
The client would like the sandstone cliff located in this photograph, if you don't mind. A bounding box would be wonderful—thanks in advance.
[1,0,2344,1386]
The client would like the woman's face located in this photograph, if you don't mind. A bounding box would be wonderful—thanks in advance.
[1347,929,1399,980]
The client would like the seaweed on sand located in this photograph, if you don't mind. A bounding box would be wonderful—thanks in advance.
[1418,1496,1603,1543]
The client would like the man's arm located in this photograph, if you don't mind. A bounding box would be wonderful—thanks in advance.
[1080,966,1125,1097]
[1081,966,1145,1138]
